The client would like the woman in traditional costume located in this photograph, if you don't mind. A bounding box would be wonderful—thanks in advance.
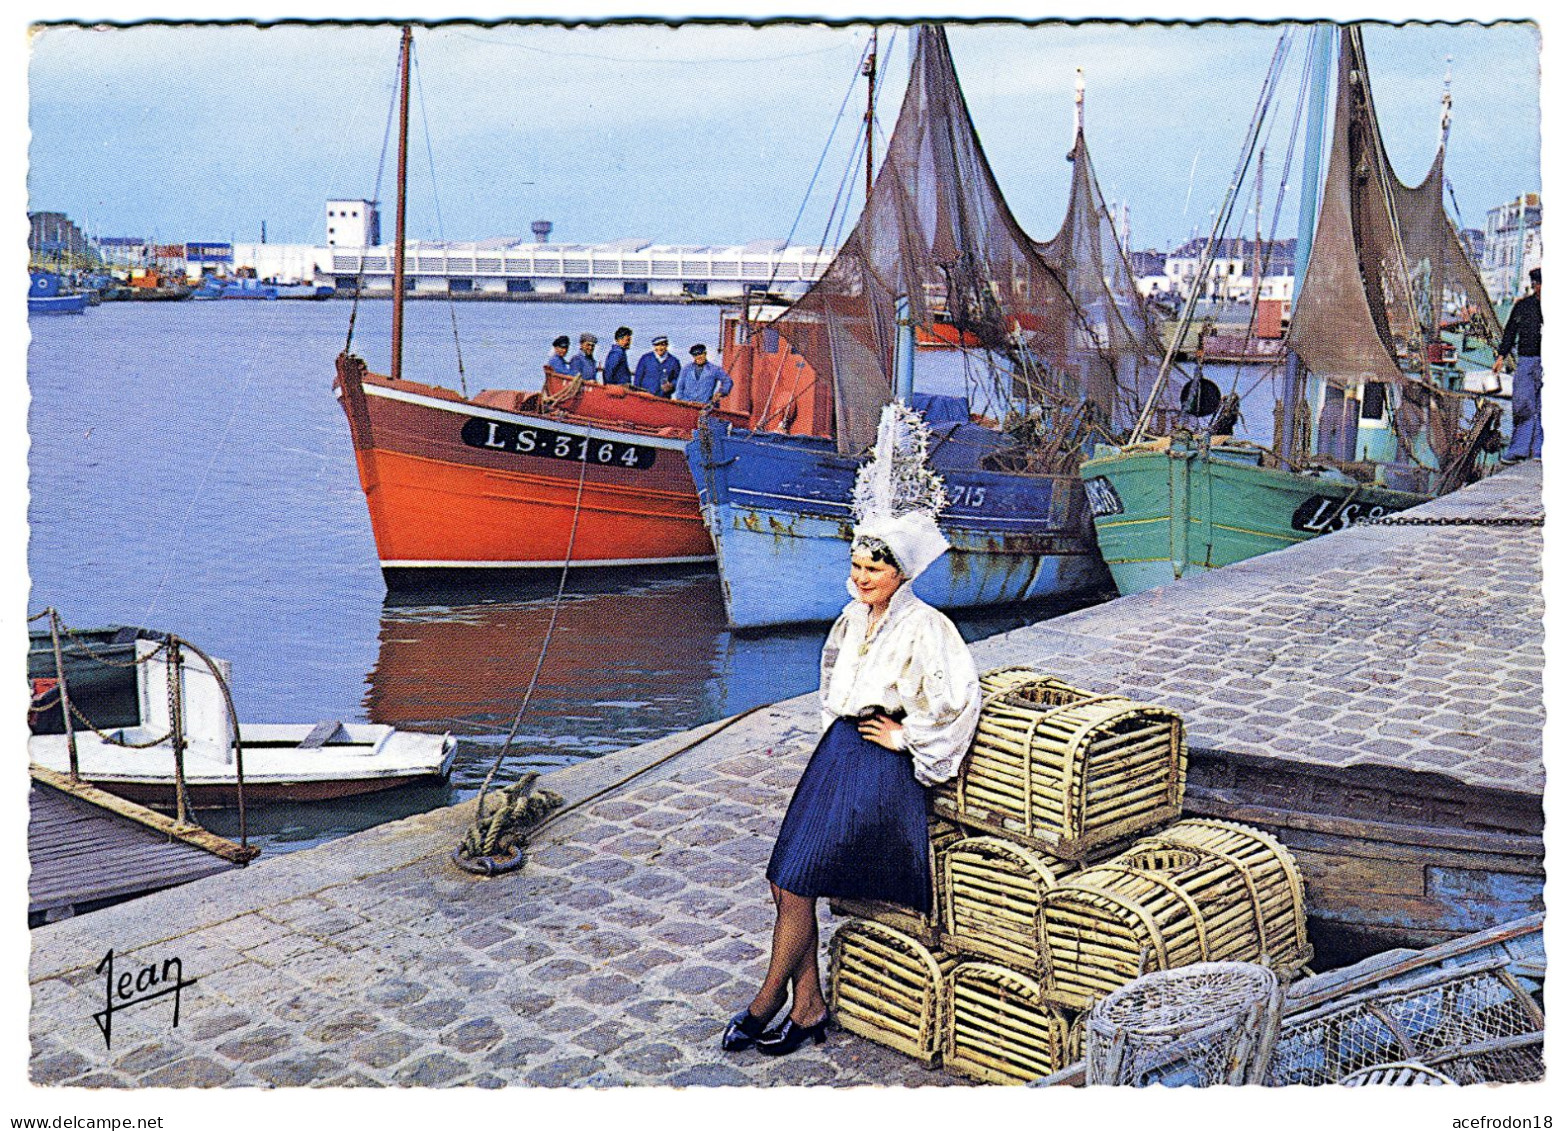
[721,406,982,1057]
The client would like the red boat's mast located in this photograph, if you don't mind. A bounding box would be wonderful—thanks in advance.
[390,25,412,382]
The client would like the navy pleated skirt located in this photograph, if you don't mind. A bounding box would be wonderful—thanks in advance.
[766,717,932,913]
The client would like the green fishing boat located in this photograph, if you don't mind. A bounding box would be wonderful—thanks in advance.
[1083,25,1504,597]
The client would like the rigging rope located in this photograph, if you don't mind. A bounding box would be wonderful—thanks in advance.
[413,40,470,398]
[345,45,402,356]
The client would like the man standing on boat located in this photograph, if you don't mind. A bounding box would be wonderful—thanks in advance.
[571,333,601,382]
[544,335,575,385]
[1494,266,1543,464]
[602,326,634,385]
[674,344,732,405]
[634,335,680,397]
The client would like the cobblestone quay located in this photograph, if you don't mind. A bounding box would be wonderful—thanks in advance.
[28,463,1542,1088]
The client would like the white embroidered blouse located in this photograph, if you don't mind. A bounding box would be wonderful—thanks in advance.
[819,582,982,786]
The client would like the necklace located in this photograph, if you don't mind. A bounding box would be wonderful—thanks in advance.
[858,607,888,657]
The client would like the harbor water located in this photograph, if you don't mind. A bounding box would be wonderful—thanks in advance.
[27,299,1105,854]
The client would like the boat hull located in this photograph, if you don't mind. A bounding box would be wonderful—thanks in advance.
[28,294,90,315]
[688,423,1111,628]
[1082,444,1428,596]
[1185,749,1544,966]
[335,354,739,572]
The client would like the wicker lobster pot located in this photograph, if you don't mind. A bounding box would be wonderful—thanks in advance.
[830,817,962,945]
[932,674,1186,861]
[1042,819,1310,1011]
[940,835,1079,976]
[945,961,1081,1085]
[828,918,958,1066]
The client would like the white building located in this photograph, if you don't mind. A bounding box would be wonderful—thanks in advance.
[1481,193,1541,304]
[323,236,832,300]
[1156,238,1296,305]
[325,199,380,249]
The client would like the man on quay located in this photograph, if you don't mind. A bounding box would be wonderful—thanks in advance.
[674,343,732,406]
[602,326,634,386]
[634,334,680,397]
[1494,265,1543,464]
[544,335,575,384]
[572,332,601,381]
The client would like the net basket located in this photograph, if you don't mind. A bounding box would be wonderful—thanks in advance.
[1267,958,1545,1086]
[1042,819,1310,1010]
[940,835,1078,976]
[933,674,1185,860]
[1338,1061,1457,1086]
[827,918,957,1066]
[945,961,1081,1085]
[1084,961,1283,1086]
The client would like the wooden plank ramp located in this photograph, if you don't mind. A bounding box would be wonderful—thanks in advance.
[28,765,256,927]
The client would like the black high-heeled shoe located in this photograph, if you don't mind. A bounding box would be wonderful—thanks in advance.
[720,1010,772,1052]
[756,1010,829,1056]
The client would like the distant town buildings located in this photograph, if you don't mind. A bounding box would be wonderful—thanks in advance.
[1136,237,1298,305]
[1481,193,1542,304]
[28,212,92,263]
[33,189,1542,310]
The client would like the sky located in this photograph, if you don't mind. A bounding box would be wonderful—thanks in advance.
[23,14,1541,254]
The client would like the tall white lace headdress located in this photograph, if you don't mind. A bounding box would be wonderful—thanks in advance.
[850,402,951,581]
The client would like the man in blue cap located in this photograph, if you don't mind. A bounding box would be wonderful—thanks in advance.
[634,335,680,397]
[673,343,732,406]
[601,326,634,385]
[571,332,601,382]
[543,335,575,384]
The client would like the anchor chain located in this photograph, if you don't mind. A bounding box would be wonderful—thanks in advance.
[1358,515,1544,527]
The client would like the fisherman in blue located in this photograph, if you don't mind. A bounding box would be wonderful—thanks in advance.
[571,333,601,382]
[602,327,634,386]
[543,335,575,383]
[673,344,733,405]
[634,335,680,397]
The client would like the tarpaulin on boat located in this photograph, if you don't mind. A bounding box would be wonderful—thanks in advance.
[770,26,1163,455]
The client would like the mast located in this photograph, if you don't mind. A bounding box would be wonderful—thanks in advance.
[1252,149,1264,310]
[1278,22,1333,464]
[390,25,412,383]
[863,29,878,195]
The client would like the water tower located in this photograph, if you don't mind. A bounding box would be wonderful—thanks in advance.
[531,220,553,244]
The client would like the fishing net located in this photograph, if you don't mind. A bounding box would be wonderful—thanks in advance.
[1084,962,1284,1087]
[770,26,1166,457]
[1287,26,1499,467]
[1266,958,1545,1086]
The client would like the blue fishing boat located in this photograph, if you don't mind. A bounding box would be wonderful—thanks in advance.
[688,28,1168,629]
[28,271,90,315]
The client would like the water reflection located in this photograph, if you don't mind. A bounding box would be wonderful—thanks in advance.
[363,570,1109,795]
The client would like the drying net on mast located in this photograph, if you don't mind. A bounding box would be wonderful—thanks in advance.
[1287,26,1499,469]
[770,25,1165,457]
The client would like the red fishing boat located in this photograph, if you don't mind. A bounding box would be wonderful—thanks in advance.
[332,28,803,581]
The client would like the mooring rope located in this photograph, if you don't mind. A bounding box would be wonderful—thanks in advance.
[453,420,594,873]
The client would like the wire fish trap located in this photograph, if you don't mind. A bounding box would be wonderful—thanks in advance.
[1267,957,1545,1086]
[827,918,958,1066]
[1338,1061,1457,1086]
[933,673,1185,861]
[1084,961,1283,1086]
[945,961,1080,1085]
[831,817,962,946]
[1042,819,1310,1011]
[940,835,1080,976]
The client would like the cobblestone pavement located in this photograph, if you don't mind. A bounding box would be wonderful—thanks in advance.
[28,463,1542,1088]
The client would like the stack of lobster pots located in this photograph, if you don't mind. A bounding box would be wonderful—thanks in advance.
[826,667,1313,1085]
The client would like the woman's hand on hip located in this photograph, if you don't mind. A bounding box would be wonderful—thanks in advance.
[856,714,906,751]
